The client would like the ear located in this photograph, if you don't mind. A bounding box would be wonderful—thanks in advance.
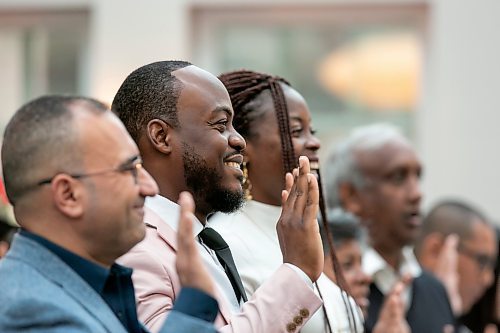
[339,182,363,216]
[146,119,173,155]
[51,174,85,218]
[418,232,445,270]
[424,233,446,256]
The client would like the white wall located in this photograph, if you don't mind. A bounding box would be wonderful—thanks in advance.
[1,0,499,221]
[419,0,500,221]
[87,0,191,105]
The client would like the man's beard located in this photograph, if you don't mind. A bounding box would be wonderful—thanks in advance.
[182,143,244,215]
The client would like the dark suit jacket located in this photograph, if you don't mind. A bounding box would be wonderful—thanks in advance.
[0,233,218,333]
[365,271,456,333]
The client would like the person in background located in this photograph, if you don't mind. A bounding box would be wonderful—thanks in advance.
[321,209,413,333]
[324,123,455,333]
[209,69,363,333]
[320,210,371,316]
[415,200,498,332]
[462,226,499,333]
[0,95,220,333]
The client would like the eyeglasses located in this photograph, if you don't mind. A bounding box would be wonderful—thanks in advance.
[457,244,497,272]
[37,156,144,186]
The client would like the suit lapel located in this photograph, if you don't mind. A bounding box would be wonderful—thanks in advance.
[143,207,234,324]
[11,235,127,333]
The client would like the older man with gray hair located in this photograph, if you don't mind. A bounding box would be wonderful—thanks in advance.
[324,123,456,333]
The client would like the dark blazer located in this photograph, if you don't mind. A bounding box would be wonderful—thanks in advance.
[0,233,218,333]
[365,271,456,333]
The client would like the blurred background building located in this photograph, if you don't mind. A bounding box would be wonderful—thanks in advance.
[0,0,499,223]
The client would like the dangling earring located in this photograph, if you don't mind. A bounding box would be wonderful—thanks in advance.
[242,161,253,201]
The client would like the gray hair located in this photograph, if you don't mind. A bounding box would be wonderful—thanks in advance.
[324,123,410,209]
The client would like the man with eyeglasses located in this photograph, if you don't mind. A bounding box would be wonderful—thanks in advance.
[415,200,498,329]
[0,95,221,332]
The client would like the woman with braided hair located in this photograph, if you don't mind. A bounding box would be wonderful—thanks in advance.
[209,69,363,332]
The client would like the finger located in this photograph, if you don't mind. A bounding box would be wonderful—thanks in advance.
[282,168,299,208]
[291,156,312,214]
[302,173,319,228]
[484,324,498,333]
[443,324,455,333]
[177,191,196,254]
[281,173,294,206]
[445,234,459,248]
[400,273,413,287]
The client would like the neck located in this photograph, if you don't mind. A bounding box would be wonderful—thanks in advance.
[373,243,404,270]
[195,211,208,225]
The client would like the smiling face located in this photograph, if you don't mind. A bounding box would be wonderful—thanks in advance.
[77,110,158,264]
[171,65,246,219]
[244,84,320,206]
[353,140,422,251]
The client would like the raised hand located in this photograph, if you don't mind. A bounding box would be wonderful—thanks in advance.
[176,191,215,297]
[434,234,462,315]
[373,278,411,333]
[276,156,324,282]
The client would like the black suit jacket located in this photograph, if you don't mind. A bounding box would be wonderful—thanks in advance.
[365,270,456,333]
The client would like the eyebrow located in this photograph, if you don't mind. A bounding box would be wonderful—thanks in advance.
[119,155,141,167]
[289,116,307,123]
[212,106,233,117]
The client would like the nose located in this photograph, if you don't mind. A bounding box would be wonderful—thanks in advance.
[355,267,372,286]
[408,174,422,204]
[228,128,246,152]
[138,167,159,197]
[305,131,321,151]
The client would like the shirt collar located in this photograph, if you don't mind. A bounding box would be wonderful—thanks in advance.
[363,246,421,277]
[19,229,110,293]
[363,246,421,294]
[145,194,204,238]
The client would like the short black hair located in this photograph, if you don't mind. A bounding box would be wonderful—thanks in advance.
[1,95,108,204]
[112,60,192,142]
[420,199,489,241]
[320,210,362,251]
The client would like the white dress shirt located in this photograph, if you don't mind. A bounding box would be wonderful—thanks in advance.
[209,199,364,333]
[146,194,241,313]
[362,246,422,310]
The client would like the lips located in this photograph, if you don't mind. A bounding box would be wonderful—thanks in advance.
[405,211,421,227]
[223,153,243,178]
[224,153,243,166]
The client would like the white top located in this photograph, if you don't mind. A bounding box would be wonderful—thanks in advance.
[210,199,364,333]
[362,246,422,310]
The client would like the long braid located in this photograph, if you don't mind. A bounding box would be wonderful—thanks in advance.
[220,69,357,332]
[269,81,296,173]
[317,168,359,332]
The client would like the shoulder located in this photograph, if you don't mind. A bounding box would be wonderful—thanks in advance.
[415,270,448,293]
[0,260,93,332]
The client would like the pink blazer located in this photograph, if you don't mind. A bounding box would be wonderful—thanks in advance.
[118,207,322,333]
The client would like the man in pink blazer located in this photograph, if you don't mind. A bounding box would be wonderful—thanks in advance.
[113,60,324,333]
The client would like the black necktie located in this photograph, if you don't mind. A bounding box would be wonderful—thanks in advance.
[198,227,248,303]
